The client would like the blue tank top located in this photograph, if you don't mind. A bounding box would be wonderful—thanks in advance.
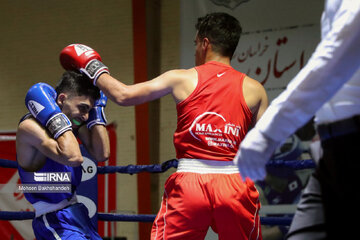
[18,159,82,204]
[17,113,82,204]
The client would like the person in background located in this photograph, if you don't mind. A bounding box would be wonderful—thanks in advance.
[233,0,360,239]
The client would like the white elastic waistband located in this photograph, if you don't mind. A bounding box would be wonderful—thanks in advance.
[33,194,78,217]
[177,158,239,174]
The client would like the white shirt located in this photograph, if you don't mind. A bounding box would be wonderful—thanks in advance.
[315,0,360,124]
[258,0,360,142]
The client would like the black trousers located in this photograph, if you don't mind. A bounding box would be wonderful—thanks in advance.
[286,118,360,240]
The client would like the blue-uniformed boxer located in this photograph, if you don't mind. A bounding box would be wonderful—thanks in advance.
[17,71,110,239]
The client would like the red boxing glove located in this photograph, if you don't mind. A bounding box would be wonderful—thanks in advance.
[60,44,109,85]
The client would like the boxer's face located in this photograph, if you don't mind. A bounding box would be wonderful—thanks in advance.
[57,93,94,129]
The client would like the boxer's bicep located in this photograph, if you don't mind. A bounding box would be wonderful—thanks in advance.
[243,76,269,125]
[16,119,50,171]
[97,69,191,106]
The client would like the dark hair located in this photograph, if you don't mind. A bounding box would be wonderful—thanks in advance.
[55,71,100,101]
[195,12,242,58]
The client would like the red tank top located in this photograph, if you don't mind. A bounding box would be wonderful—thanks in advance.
[174,61,253,161]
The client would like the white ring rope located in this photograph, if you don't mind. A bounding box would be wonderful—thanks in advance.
[0,135,16,141]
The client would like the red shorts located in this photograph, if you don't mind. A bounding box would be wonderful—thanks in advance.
[151,159,262,240]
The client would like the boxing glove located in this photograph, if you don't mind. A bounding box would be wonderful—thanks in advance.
[86,91,108,129]
[60,44,109,85]
[25,83,72,139]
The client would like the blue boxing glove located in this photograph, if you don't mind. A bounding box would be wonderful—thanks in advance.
[25,83,72,139]
[86,91,107,129]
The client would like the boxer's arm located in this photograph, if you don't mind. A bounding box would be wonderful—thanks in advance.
[16,118,83,171]
[243,76,268,126]
[77,124,110,162]
[96,69,196,106]
[59,44,197,105]
[77,90,110,162]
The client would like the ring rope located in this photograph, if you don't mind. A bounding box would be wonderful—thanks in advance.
[0,158,17,168]
[0,211,293,226]
[266,158,315,169]
[97,159,178,174]
[0,135,16,141]
[0,158,315,172]
[0,156,313,227]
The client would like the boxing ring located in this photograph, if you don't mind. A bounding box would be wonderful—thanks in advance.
[0,134,316,238]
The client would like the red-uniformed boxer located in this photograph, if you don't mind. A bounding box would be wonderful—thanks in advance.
[60,12,268,240]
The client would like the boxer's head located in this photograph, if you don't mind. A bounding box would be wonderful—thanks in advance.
[55,71,100,128]
[195,12,242,65]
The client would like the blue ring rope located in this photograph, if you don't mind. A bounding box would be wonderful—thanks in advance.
[0,158,17,168]
[0,211,293,226]
[97,159,178,174]
[0,158,315,173]
[0,157,308,227]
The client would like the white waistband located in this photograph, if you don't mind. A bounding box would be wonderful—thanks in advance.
[177,158,239,174]
[33,194,78,217]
